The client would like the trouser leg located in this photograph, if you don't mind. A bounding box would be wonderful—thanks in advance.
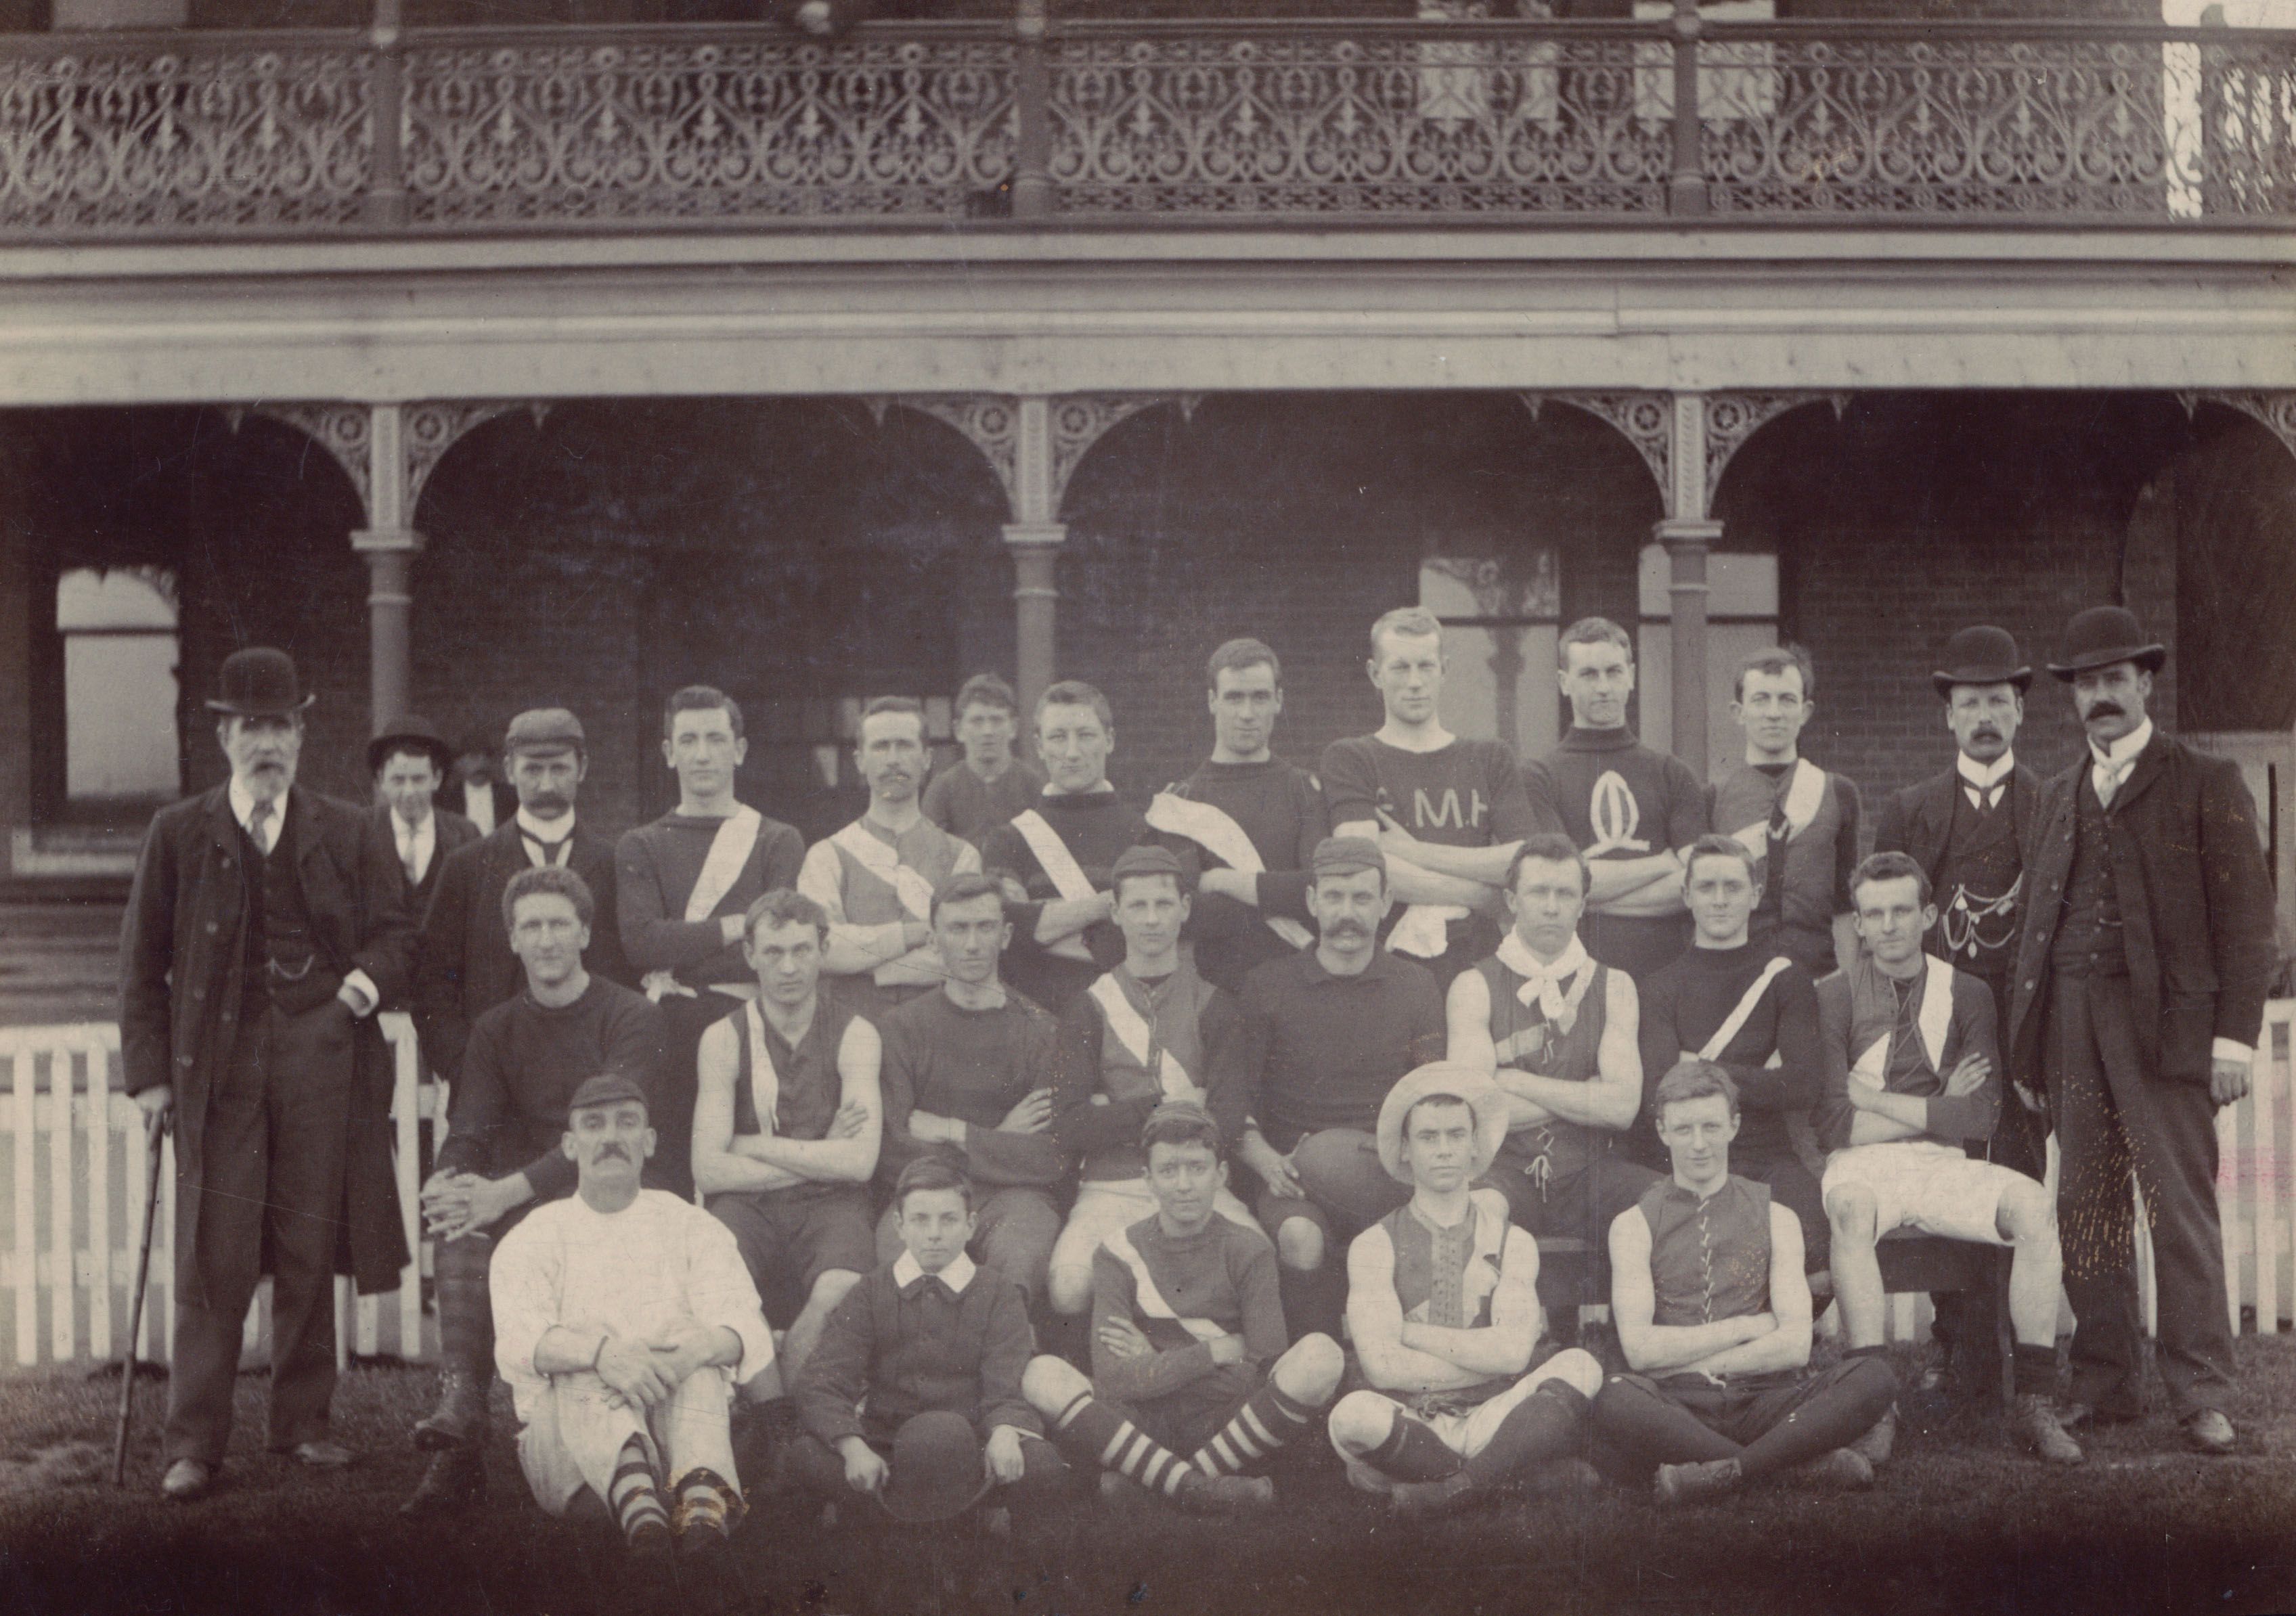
[1731,1359,1899,1479]
[975,1188,1062,1307]
[2048,975,2144,1414]
[1591,1374,1741,1471]
[260,1000,356,1452]
[163,1019,270,1466]
[655,1366,739,1494]
[1002,1433,1070,1514]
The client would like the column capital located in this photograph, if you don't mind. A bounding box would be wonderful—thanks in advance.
[1653,518,1723,549]
[1002,521,1067,552]
[351,526,426,558]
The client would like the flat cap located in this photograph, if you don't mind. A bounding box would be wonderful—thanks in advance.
[566,1071,648,1120]
[504,707,586,753]
[1310,834,1386,879]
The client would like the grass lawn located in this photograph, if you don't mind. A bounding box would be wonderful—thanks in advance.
[3,1338,2295,1616]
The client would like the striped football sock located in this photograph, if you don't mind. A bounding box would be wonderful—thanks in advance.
[1051,1389,1197,1499]
[671,1465,738,1538]
[609,1435,670,1545]
[1191,1380,1319,1477]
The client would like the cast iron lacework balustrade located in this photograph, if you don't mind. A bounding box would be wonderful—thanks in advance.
[1046,24,1669,217]
[0,32,371,233]
[399,24,1015,225]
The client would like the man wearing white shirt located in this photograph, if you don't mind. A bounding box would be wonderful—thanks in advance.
[2006,608,2274,1455]
[798,696,982,1024]
[492,1072,774,1600]
[120,649,415,1500]
[369,715,478,933]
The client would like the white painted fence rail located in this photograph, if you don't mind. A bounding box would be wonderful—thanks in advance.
[4,1006,2293,1368]
[2,1014,440,1370]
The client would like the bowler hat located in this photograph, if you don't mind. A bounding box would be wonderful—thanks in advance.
[879,1412,993,1524]
[2047,607,2167,681]
[204,648,313,717]
[1375,1062,1510,1186]
[1930,626,2031,698]
[565,1071,648,1121]
[368,715,455,779]
[504,707,587,754]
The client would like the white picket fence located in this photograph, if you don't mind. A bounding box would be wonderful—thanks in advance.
[4,1006,2293,1369]
[1,1014,439,1370]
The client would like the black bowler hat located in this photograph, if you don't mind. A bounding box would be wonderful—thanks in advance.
[878,1412,994,1524]
[368,714,456,779]
[2046,607,2167,681]
[204,648,313,717]
[1930,626,2031,698]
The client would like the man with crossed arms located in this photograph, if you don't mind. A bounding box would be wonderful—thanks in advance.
[799,696,982,1025]
[1150,637,1329,994]
[618,686,805,1198]
[1049,846,1258,1321]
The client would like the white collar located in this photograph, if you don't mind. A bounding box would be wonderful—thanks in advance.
[516,807,575,841]
[2090,718,2153,769]
[393,807,434,842]
[1955,751,2016,792]
[893,1250,977,1295]
[229,777,288,834]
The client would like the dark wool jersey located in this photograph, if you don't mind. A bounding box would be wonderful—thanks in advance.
[1220,949,1447,1151]
[1476,954,1616,1182]
[616,809,805,989]
[1639,1175,1773,1330]
[1160,755,1329,912]
[923,761,1047,848]
[1090,1213,1287,1406]
[979,788,1168,1012]
[1523,727,1707,979]
[437,977,668,1200]
[1814,962,2001,1154]
[1053,965,1248,1184]
[724,997,863,1192]
[1632,943,1820,1169]
[876,989,1065,1192]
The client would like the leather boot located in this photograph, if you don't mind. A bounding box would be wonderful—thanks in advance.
[414,1234,496,1452]
[400,1446,485,1517]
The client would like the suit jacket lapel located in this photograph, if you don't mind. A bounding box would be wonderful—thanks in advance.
[2106,732,2171,817]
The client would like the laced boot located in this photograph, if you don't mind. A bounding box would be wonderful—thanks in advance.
[414,1234,495,1452]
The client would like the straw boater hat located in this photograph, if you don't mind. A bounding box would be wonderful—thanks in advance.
[1930,626,2031,698]
[2046,606,2167,680]
[1375,1062,1510,1186]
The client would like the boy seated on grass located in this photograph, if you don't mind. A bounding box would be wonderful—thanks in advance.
[789,1156,1068,1531]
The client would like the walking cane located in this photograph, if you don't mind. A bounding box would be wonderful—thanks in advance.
[112,1109,167,1488]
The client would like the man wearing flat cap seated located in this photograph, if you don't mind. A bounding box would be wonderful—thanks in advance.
[489,1073,773,1602]
[1327,1064,1606,1516]
[2004,607,2274,1456]
[370,714,479,937]
[120,648,416,1501]
[1214,835,1447,1343]
[416,706,631,1094]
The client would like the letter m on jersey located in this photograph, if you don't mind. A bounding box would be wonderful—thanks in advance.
[1412,788,1488,832]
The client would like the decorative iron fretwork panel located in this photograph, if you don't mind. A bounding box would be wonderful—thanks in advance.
[400,30,1016,225]
[242,402,372,509]
[0,36,373,233]
[1699,27,2296,219]
[1046,27,1670,218]
[1524,392,1672,514]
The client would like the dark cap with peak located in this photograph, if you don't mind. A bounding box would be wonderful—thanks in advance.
[566,1072,648,1120]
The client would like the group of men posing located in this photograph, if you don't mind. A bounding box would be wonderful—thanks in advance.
[122,600,2273,1591]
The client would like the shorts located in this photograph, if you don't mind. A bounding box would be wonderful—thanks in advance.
[1821,1140,2023,1247]
[1331,1341,1598,1494]
[707,1184,877,1322]
[1109,1361,1264,1458]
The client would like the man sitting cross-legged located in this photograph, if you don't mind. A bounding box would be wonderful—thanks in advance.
[1048,845,1257,1323]
[1595,1061,1898,1506]
[693,889,882,1397]
[1327,1064,1606,1516]
[1445,834,1658,1322]
[1021,1102,1343,1512]
[791,1157,1069,1531]
[403,866,666,1518]
[1817,852,2082,1465]
[490,1073,776,1607]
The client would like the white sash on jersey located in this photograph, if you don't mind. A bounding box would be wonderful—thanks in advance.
[1145,792,1313,951]
[829,820,938,922]
[684,804,764,923]
[1853,956,1958,1082]
[1390,903,1468,960]
[1698,956,1793,1069]
[1088,973,1202,1104]
[743,1000,780,1140]
[1729,757,1826,857]
[1101,1227,1224,1342]
[1009,808,1097,962]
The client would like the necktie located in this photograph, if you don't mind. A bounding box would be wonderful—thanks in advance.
[248,799,275,858]
[1762,790,1790,916]
[399,826,420,886]
[2092,757,2132,809]
[523,831,569,868]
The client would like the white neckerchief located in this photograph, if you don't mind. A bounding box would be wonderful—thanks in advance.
[1495,931,1597,1035]
[1956,750,2015,809]
[230,778,289,854]
[892,1249,977,1296]
[393,808,436,884]
[2090,719,2152,807]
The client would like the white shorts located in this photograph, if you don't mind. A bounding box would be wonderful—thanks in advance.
[1822,1141,2027,1248]
[1046,1177,1256,1312]
[514,1364,738,1515]
[1331,1348,1602,1495]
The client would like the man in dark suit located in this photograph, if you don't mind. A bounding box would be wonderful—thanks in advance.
[370,715,479,987]
[2005,608,2274,1455]
[120,648,415,1501]
[416,708,629,1089]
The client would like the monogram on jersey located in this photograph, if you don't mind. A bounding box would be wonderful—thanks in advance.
[1402,787,1488,832]
[1585,770,1650,857]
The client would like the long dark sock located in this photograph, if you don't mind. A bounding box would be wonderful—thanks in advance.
[1737,1359,1898,1479]
[609,1435,669,1544]
[1049,1389,1198,1498]
[1363,1407,1463,1482]
[1190,1378,1320,1476]
[1463,1381,1590,1489]
[2012,1343,2058,1399]
[1276,1263,1346,1345]
[1591,1376,1741,1468]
